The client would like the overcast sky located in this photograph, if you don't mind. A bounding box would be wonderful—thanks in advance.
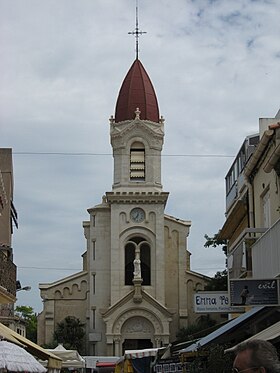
[1,0,279,313]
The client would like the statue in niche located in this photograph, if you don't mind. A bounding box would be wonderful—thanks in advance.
[133,257,142,279]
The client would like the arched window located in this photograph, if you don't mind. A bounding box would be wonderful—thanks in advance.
[130,142,145,181]
[125,237,151,286]
[125,242,135,285]
[140,242,151,285]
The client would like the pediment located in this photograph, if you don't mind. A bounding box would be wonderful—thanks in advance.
[111,118,164,143]
[102,289,172,321]
[102,289,173,337]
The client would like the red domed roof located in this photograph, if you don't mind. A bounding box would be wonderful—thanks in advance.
[115,59,159,123]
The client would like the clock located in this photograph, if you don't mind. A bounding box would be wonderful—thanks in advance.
[130,208,145,223]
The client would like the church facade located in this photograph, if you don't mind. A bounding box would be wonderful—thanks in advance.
[37,59,209,355]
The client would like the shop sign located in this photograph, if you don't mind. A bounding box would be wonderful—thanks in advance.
[194,291,243,313]
[230,279,279,306]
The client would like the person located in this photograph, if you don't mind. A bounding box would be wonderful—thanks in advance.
[232,339,280,373]
[240,285,249,305]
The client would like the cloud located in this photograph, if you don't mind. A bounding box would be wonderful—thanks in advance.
[1,0,279,311]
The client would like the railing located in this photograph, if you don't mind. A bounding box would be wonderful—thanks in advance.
[0,249,17,296]
[227,228,267,279]
[252,218,280,278]
[226,181,237,211]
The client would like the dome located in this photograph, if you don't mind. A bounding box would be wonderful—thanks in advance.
[115,59,159,123]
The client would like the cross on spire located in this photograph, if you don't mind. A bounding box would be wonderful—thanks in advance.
[128,0,147,59]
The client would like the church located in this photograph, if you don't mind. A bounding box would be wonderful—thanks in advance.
[37,56,209,356]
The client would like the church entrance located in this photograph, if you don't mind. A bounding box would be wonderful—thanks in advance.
[122,339,153,353]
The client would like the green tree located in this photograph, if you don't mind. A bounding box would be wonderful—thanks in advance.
[15,305,37,343]
[176,315,217,340]
[53,316,85,353]
[204,269,228,291]
[204,233,228,290]
[204,233,227,255]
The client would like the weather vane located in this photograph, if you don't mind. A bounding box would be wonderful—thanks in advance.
[128,0,147,59]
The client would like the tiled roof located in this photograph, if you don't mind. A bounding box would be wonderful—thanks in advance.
[115,59,159,123]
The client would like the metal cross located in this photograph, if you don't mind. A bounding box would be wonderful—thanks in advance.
[128,0,147,59]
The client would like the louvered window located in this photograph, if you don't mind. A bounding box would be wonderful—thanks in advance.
[130,148,145,181]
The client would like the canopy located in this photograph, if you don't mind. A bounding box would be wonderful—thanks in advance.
[180,306,264,353]
[225,320,280,352]
[45,344,85,368]
[96,362,117,368]
[0,323,62,370]
[0,340,47,373]
[115,347,168,373]
[124,348,164,359]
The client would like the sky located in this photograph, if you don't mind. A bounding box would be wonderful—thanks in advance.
[1,0,279,313]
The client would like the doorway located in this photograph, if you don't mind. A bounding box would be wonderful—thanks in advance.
[122,339,153,353]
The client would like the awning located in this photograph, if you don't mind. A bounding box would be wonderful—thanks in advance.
[114,347,169,373]
[0,340,47,373]
[0,323,62,369]
[45,344,85,368]
[225,320,280,352]
[96,362,116,367]
[179,307,264,354]
[122,348,167,373]
[124,347,168,359]
[0,285,17,304]
[218,200,247,240]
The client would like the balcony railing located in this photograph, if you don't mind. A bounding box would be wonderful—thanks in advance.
[252,218,280,278]
[0,249,17,296]
[227,228,267,279]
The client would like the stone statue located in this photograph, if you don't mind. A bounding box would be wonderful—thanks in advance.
[133,257,141,279]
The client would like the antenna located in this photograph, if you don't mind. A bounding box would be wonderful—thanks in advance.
[128,0,147,59]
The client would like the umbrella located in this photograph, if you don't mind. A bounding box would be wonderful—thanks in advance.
[0,340,47,373]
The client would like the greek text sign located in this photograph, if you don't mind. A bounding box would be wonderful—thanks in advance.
[230,279,279,307]
[194,292,243,313]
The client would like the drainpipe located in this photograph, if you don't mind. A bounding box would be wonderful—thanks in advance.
[244,176,254,229]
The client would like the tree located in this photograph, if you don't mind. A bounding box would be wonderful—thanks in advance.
[204,233,227,255]
[176,315,217,340]
[204,232,228,291]
[15,305,37,343]
[53,316,85,353]
[204,269,228,291]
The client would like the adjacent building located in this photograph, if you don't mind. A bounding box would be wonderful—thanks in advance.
[0,148,17,305]
[0,148,26,335]
[219,110,280,285]
[38,58,210,355]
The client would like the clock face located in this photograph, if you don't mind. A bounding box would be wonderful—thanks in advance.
[130,208,145,223]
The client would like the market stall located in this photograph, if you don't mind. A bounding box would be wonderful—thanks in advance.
[45,344,86,370]
[0,340,47,373]
[0,322,62,371]
[115,347,168,373]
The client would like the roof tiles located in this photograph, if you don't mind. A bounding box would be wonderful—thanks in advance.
[115,59,159,123]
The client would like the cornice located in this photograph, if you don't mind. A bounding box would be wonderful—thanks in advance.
[106,191,169,205]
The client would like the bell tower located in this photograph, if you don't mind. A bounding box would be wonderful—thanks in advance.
[110,59,165,192]
[106,58,169,307]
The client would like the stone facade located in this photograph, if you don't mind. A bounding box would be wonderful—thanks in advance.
[38,60,209,355]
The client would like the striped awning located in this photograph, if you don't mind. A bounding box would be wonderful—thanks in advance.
[0,323,62,369]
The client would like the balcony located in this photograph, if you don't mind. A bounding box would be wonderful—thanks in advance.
[227,228,267,280]
[252,218,280,278]
[0,248,17,304]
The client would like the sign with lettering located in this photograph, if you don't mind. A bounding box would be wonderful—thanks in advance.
[230,279,279,306]
[194,292,243,313]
